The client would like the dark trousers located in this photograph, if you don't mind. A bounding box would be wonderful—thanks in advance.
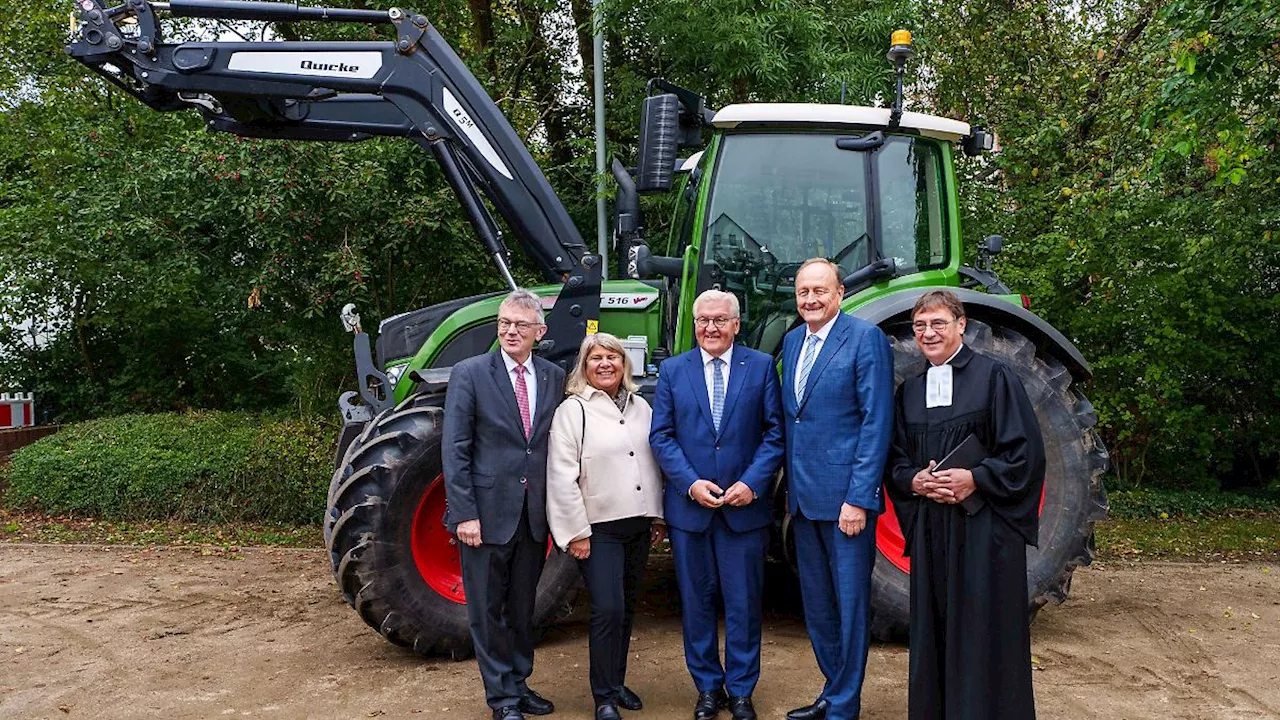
[459,505,547,710]
[670,513,769,697]
[577,516,653,705]
[793,512,877,720]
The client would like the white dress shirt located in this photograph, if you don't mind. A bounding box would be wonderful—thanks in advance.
[794,312,840,399]
[694,344,753,499]
[501,350,538,421]
[699,345,734,409]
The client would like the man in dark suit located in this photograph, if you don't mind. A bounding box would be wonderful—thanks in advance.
[781,259,894,720]
[650,289,785,720]
[443,289,566,720]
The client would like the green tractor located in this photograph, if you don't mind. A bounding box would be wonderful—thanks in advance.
[67,2,1106,658]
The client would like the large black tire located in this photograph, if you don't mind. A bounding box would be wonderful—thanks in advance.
[867,318,1110,640]
[325,391,581,659]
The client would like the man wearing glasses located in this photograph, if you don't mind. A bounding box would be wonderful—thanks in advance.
[781,258,894,720]
[884,290,1045,720]
[649,289,785,720]
[444,289,566,720]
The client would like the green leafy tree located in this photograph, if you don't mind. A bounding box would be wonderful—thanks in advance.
[3,0,1274,490]
[919,0,1279,488]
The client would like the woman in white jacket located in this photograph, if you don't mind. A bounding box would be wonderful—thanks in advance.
[547,333,665,720]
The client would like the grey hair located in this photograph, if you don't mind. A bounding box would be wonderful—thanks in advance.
[692,289,740,318]
[499,288,545,323]
[566,332,638,395]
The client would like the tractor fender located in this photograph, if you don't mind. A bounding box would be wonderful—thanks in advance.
[407,367,453,398]
[851,287,1091,382]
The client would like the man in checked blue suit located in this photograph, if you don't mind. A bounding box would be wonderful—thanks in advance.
[650,289,785,720]
[781,259,894,720]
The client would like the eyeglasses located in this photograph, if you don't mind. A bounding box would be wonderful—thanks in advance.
[498,319,542,333]
[912,319,956,334]
[694,316,735,329]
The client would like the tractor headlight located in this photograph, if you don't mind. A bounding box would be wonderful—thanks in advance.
[384,363,408,388]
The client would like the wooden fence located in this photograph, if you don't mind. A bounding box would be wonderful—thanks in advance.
[0,426,60,463]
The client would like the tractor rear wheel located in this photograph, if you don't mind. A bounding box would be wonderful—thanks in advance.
[868,318,1109,639]
[325,391,580,659]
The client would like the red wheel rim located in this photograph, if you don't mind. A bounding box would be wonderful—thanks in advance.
[411,474,467,604]
[876,497,912,573]
[410,474,557,606]
[875,481,1049,575]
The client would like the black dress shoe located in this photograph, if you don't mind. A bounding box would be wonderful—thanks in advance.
[493,706,525,720]
[728,696,756,720]
[617,686,643,711]
[595,703,622,720]
[693,689,728,720]
[785,698,829,720]
[519,689,555,716]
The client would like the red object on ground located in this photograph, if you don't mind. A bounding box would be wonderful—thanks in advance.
[1,393,34,429]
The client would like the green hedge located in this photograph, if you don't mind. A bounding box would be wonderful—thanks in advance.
[2,412,335,524]
[1107,488,1280,520]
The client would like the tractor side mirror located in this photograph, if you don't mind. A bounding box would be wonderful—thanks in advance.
[977,234,1003,273]
[629,244,685,280]
[962,128,996,157]
[636,93,681,193]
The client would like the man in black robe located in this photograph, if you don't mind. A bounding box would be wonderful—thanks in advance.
[885,290,1046,720]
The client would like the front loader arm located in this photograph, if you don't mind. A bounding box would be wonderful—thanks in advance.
[66,0,600,368]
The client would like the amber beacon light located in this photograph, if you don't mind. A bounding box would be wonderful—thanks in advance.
[886,30,915,127]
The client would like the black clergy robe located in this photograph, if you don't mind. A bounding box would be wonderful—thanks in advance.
[885,344,1046,720]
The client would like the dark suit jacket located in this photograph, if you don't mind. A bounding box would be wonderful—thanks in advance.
[442,350,566,545]
[781,313,894,520]
[649,345,785,534]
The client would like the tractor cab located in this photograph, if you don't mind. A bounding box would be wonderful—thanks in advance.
[621,101,980,359]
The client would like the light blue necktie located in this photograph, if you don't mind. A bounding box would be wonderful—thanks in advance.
[711,358,725,434]
[796,334,821,402]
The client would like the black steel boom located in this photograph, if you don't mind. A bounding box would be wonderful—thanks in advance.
[66,0,600,367]
[165,0,394,23]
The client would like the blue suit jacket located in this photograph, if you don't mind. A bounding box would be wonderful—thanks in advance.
[649,345,786,534]
[781,313,894,520]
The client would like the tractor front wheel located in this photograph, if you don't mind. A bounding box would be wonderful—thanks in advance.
[325,392,580,658]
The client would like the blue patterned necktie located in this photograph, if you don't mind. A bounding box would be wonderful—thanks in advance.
[796,334,821,402]
[711,357,725,434]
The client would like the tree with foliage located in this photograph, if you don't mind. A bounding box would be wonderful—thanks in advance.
[1,0,1275,490]
[919,0,1279,488]
[0,2,519,418]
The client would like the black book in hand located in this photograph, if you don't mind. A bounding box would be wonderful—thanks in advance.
[933,434,987,515]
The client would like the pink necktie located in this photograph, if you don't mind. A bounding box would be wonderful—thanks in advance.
[514,365,531,439]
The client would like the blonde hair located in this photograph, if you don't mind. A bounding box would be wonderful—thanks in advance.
[566,332,638,395]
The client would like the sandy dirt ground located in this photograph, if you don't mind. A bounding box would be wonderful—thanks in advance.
[1,544,1277,719]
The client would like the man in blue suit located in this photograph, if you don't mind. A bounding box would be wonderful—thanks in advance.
[650,289,785,720]
[781,259,894,720]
